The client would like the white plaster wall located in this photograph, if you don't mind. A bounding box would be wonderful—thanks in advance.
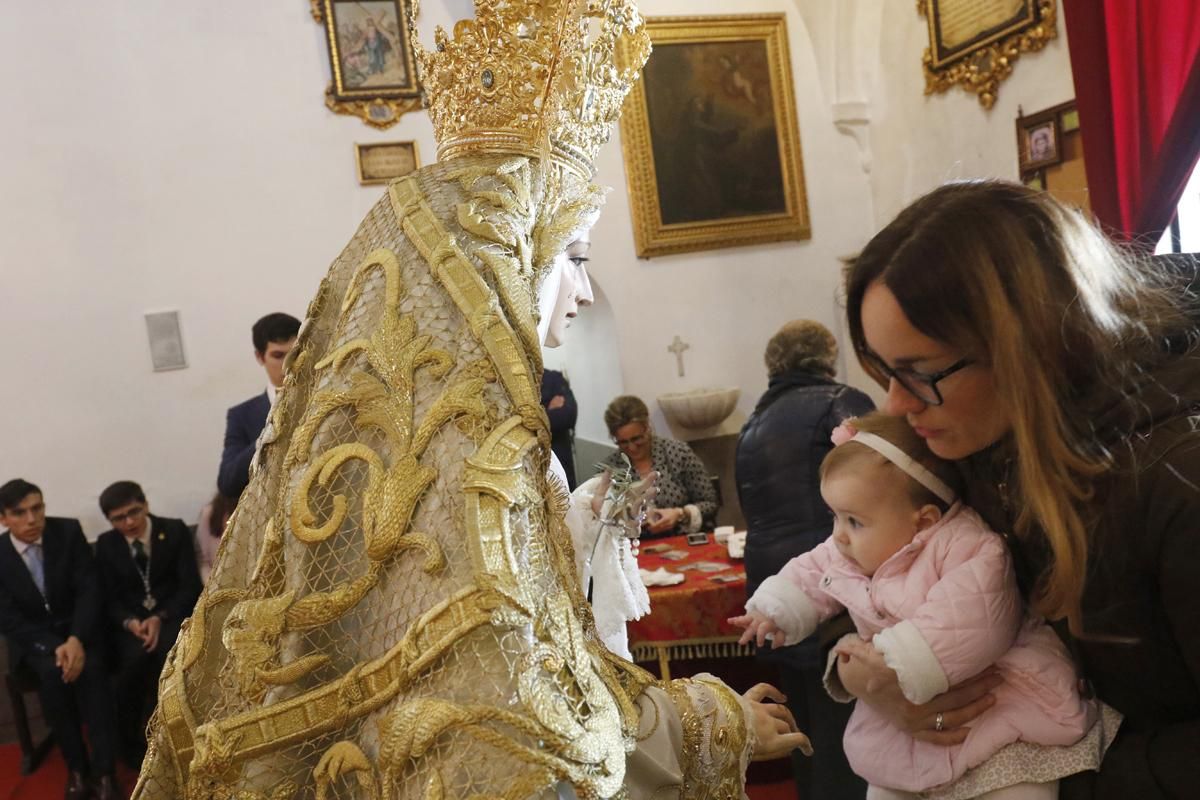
[575,0,875,445]
[542,280,624,445]
[0,0,456,533]
[0,0,1076,533]
[867,1,1077,225]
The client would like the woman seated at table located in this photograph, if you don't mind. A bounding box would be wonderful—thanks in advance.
[597,394,719,537]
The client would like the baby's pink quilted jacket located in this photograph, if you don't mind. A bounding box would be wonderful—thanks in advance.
[747,503,1095,792]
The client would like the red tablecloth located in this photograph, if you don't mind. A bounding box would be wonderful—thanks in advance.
[627,533,748,662]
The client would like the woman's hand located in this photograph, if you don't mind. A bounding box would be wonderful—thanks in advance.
[645,506,683,534]
[835,636,1002,745]
[744,683,813,761]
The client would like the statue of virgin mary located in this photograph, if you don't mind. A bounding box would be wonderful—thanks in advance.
[133,3,809,798]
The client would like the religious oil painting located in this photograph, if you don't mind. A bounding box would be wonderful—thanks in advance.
[313,0,421,129]
[620,15,810,258]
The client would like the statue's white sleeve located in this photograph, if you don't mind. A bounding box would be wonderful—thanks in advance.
[565,473,603,588]
[625,674,756,799]
[562,474,650,660]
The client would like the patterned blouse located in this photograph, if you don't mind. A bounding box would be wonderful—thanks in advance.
[599,435,719,532]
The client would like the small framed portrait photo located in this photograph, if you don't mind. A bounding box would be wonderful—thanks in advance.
[1017,112,1062,172]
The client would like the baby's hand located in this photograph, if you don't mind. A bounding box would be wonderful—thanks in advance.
[728,612,786,649]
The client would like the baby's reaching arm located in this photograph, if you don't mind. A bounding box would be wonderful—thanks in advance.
[730,539,844,648]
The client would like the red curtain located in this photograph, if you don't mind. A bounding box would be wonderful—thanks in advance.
[1063,1,1200,244]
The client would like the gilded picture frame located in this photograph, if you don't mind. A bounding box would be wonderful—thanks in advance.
[312,0,421,129]
[1016,109,1062,173]
[918,0,1057,109]
[355,141,420,185]
[619,14,810,259]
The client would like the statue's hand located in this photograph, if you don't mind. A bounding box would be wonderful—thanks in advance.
[744,683,813,761]
[591,471,613,518]
[610,471,658,538]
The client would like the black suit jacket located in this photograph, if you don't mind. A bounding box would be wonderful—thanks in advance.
[95,515,201,630]
[0,517,101,656]
[218,391,270,497]
[540,369,578,488]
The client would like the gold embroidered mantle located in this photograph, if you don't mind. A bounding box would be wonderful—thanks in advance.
[133,158,645,800]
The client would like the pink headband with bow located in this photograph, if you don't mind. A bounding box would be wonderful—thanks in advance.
[830,422,956,504]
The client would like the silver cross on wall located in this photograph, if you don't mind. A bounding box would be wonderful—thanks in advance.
[667,335,690,378]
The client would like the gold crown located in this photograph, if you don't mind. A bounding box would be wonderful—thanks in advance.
[413,0,651,179]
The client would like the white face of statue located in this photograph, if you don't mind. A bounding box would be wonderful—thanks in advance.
[539,230,595,348]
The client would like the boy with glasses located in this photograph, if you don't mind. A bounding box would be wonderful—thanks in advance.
[95,480,201,769]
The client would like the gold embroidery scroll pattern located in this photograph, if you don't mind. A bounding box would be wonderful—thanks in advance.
[181,581,507,792]
[662,679,749,800]
[216,247,490,708]
[163,248,501,793]
[144,277,345,790]
[462,416,627,788]
[312,741,379,800]
[389,176,548,455]
[447,158,544,375]
[391,173,632,798]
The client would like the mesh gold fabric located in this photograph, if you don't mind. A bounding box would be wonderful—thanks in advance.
[133,157,653,800]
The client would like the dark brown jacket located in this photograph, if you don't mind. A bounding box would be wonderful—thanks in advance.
[961,352,1200,799]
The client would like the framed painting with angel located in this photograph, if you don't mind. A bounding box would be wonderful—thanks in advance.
[620,14,810,258]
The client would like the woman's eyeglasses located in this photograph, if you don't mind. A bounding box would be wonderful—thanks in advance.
[862,351,972,406]
[614,432,649,448]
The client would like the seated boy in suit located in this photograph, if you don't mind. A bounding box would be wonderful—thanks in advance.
[0,479,119,800]
[95,480,201,768]
[217,312,300,498]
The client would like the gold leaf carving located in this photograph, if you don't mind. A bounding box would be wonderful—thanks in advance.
[918,0,1058,109]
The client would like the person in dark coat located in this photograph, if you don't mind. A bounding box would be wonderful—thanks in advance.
[0,479,119,800]
[217,312,300,498]
[541,368,579,488]
[735,319,873,800]
[95,480,201,768]
[837,181,1200,799]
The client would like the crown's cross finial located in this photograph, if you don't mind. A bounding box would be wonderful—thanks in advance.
[668,335,690,378]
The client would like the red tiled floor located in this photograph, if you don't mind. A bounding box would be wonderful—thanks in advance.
[747,779,800,800]
[0,744,137,800]
[0,740,797,800]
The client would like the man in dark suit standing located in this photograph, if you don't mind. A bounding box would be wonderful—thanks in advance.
[94,480,201,768]
[0,479,119,800]
[217,312,301,498]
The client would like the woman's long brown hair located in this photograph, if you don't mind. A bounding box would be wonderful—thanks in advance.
[844,181,1188,634]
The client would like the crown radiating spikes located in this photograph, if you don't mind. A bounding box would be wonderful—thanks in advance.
[413,0,651,179]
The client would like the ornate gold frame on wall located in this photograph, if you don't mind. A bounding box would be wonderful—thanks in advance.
[619,14,811,259]
[312,0,422,129]
[918,0,1057,109]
